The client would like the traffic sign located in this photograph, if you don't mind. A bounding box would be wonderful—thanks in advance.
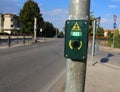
[72,22,81,31]
[113,22,117,29]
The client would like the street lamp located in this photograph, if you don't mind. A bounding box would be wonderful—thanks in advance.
[91,17,101,65]
[96,17,101,29]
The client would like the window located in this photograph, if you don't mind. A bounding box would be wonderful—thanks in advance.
[11,19,13,21]
[11,25,13,27]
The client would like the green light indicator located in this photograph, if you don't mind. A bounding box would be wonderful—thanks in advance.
[71,31,82,36]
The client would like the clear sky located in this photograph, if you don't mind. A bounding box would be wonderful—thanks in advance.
[0,0,120,31]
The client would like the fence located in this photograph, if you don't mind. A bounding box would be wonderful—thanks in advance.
[0,35,33,47]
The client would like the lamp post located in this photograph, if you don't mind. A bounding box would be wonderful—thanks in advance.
[40,28,42,40]
[91,17,101,65]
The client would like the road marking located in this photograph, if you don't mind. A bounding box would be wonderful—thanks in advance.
[87,55,120,70]
[104,63,120,70]
[39,68,66,92]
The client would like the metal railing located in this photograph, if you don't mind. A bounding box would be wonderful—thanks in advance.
[0,35,33,47]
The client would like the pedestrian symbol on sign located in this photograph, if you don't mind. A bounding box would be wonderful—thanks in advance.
[72,22,81,31]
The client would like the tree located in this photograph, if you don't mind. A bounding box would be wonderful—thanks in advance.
[96,27,104,36]
[57,31,64,38]
[19,0,44,35]
[114,30,120,48]
[89,12,95,36]
[107,30,120,48]
[107,31,113,46]
[42,22,56,37]
[108,31,113,39]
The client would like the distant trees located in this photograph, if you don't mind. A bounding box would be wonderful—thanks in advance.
[19,0,58,37]
[57,31,64,38]
[107,30,120,48]
[89,12,95,36]
[89,13,104,36]
[97,27,104,36]
[42,22,57,37]
[19,0,44,35]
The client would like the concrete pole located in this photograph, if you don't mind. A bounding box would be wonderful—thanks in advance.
[34,17,37,42]
[65,0,90,92]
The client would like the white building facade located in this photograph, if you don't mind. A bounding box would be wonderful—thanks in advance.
[0,13,20,34]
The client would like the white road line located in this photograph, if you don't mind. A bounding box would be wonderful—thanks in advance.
[104,63,120,70]
[39,68,66,92]
[88,56,120,70]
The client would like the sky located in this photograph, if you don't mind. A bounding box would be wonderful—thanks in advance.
[0,0,120,31]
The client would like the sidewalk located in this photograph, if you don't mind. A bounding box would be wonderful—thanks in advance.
[51,45,120,92]
[85,59,120,92]
[85,45,120,92]
[50,59,120,92]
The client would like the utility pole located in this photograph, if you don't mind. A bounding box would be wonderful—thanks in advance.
[65,0,90,92]
[34,17,37,42]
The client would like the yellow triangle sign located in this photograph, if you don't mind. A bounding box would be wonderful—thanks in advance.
[72,22,81,31]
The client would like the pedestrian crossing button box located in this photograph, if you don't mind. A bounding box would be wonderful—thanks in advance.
[64,20,88,61]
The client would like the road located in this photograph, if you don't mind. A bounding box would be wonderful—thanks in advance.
[0,39,66,92]
[0,38,120,92]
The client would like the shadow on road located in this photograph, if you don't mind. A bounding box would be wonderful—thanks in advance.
[100,53,114,63]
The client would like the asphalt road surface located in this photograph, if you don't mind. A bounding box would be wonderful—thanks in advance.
[0,38,120,92]
[0,39,66,92]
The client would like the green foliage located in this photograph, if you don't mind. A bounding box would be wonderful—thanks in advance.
[42,22,56,37]
[89,12,104,36]
[107,31,113,46]
[114,31,120,48]
[114,29,119,37]
[57,31,64,38]
[19,0,44,35]
[89,12,95,36]
[96,27,104,36]
[108,31,113,38]
[107,30,120,48]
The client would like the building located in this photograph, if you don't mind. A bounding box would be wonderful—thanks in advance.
[104,29,108,37]
[0,13,4,32]
[119,24,120,34]
[0,13,20,34]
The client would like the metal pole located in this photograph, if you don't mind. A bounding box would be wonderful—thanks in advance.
[34,17,37,42]
[91,20,96,65]
[113,29,115,48]
[56,28,57,38]
[65,0,90,92]
[23,35,25,45]
[8,34,11,47]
